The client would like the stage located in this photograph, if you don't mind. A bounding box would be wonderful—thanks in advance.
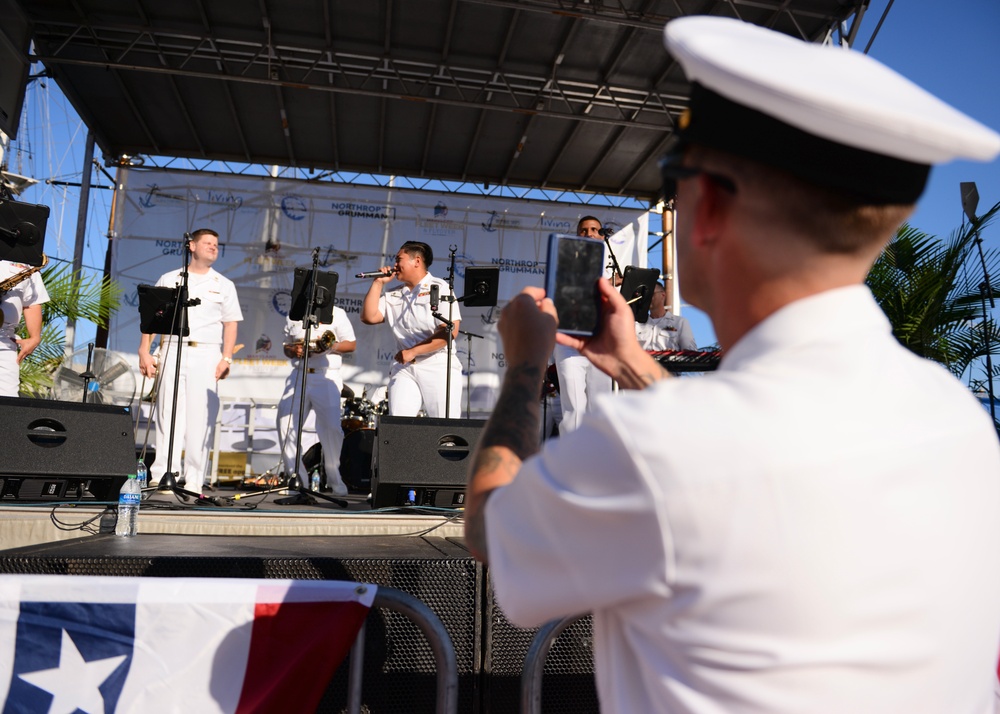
[0,486,465,551]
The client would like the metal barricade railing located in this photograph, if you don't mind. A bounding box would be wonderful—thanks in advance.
[348,586,459,714]
[520,613,587,714]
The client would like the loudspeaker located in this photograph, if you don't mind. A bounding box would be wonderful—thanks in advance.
[340,427,375,493]
[0,397,136,501]
[371,416,485,509]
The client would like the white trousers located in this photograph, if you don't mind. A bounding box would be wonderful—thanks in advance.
[152,342,220,493]
[554,347,612,434]
[0,347,17,397]
[387,352,462,418]
[276,367,347,492]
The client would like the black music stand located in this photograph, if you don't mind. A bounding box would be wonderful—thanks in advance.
[620,266,660,322]
[275,253,347,508]
[433,261,500,418]
[0,198,47,266]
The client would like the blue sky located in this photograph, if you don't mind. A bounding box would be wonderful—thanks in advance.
[6,0,1000,371]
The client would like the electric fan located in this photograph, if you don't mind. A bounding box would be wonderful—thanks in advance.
[51,347,137,407]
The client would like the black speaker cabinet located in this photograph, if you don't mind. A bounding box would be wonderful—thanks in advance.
[0,397,136,501]
[340,427,375,493]
[372,416,485,509]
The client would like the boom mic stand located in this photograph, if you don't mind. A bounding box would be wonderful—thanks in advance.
[600,227,624,283]
[275,250,347,508]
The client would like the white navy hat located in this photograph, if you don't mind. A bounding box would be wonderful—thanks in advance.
[663,17,1000,204]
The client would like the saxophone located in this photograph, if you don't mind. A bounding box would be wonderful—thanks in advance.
[0,254,48,329]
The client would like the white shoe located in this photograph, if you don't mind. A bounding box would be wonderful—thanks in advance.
[329,481,349,497]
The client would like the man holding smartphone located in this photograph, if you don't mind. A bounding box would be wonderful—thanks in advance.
[466,16,1000,714]
[552,216,615,433]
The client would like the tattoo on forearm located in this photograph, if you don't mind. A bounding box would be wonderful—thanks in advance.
[480,363,543,461]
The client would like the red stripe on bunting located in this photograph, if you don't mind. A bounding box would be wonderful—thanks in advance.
[235,600,371,714]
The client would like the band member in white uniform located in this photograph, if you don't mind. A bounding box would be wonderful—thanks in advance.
[276,307,356,495]
[554,216,614,433]
[138,229,243,492]
[361,241,462,418]
[635,281,697,351]
[0,259,48,397]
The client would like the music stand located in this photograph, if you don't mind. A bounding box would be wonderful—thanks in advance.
[620,266,660,323]
[0,198,48,265]
[463,266,499,308]
[275,254,347,508]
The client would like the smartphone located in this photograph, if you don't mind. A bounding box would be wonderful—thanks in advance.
[545,233,605,336]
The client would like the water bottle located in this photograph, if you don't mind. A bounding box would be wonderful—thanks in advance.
[310,471,320,492]
[115,473,141,537]
[136,459,149,487]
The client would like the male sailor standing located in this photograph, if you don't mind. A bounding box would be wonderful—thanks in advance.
[139,229,243,492]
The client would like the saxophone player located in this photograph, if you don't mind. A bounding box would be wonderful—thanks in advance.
[0,257,49,397]
[275,306,356,494]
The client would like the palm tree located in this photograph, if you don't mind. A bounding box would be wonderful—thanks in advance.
[866,201,1000,421]
[17,259,122,396]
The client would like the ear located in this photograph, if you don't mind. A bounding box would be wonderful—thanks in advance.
[688,173,733,248]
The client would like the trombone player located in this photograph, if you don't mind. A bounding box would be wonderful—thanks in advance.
[275,305,356,495]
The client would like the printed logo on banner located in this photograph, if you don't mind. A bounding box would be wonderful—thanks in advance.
[205,188,244,211]
[139,183,186,208]
[481,306,499,326]
[256,335,273,354]
[281,195,308,221]
[539,216,573,232]
[419,201,462,238]
[481,211,522,233]
[333,296,363,316]
[6,601,134,712]
[272,290,292,317]
[155,239,227,259]
[331,202,395,220]
[491,256,544,276]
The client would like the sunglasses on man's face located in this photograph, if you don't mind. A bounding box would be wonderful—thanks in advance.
[658,150,737,202]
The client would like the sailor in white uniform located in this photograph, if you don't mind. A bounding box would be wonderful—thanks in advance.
[361,241,462,418]
[139,229,243,492]
[0,259,48,397]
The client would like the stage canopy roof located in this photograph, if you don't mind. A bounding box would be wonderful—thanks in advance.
[15,0,870,203]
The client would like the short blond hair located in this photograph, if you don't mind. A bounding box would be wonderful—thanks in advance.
[688,145,914,255]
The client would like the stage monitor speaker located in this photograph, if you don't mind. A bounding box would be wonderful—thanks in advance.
[372,416,485,509]
[0,397,136,501]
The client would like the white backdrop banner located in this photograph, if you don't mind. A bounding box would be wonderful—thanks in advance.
[108,168,649,416]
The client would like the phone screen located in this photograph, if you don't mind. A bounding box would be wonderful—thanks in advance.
[546,233,605,335]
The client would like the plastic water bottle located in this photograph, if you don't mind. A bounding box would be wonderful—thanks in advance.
[115,473,141,537]
[310,471,320,492]
[136,459,149,487]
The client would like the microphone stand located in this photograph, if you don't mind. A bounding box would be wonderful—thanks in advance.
[79,342,97,403]
[275,249,348,508]
[431,246,458,418]
[601,229,624,283]
[459,329,483,417]
[969,215,997,425]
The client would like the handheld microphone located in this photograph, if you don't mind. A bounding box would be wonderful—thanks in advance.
[430,284,440,312]
[599,227,614,238]
[356,269,392,279]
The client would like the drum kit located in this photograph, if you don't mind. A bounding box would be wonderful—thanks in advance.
[338,391,386,493]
